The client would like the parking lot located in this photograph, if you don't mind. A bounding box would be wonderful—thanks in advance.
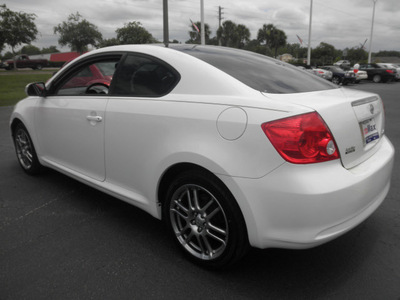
[1,81,399,299]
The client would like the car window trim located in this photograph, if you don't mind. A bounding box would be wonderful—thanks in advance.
[48,52,125,96]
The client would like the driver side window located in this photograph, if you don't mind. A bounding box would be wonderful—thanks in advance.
[56,59,120,96]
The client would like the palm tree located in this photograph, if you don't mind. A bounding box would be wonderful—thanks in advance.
[257,24,287,58]
[236,24,250,49]
[217,20,238,48]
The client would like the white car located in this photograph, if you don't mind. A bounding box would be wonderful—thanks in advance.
[350,69,368,83]
[312,68,333,80]
[297,66,332,81]
[334,60,351,69]
[10,45,395,268]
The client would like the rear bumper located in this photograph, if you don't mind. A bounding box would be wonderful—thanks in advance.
[224,136,394,249]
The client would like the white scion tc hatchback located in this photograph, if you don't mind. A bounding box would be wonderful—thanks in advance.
[10,45,395,268]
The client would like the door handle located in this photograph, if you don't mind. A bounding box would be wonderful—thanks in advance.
[86,115,103,122]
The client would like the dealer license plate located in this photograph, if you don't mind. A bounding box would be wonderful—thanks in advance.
[361,118,379,145]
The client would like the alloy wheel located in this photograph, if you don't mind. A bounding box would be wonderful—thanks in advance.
[169,184,229,260]
[15,128,34,170]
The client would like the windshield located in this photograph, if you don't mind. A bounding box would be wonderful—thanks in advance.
[172,45,337,94]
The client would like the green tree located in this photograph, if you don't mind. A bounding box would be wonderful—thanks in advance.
[244,39,265,55]
[0,4,38,68]
[346,47,368,64]
[2,51,14,60]
[312,42,337,65]
[20,44,41,55]
[236,24,250,49]
[41,46,60,54]
[217,20,239,48]
[54,12,102,53]
[98,38,120,48]
[374,50,400,57]
[186,21,211,44]
[116,21,157,44]
[257,24,287,58]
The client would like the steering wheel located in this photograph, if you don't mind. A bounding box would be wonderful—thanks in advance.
[85,83,109,95]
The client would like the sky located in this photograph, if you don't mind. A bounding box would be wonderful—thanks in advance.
[2,0,400,54]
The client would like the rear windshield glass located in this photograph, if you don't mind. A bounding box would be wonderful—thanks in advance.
[172,45,337,94]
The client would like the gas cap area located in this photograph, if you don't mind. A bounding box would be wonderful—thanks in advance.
[217,107,248,140]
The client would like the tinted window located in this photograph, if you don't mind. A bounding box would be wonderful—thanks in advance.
[173,45,337,94]
[112,54,179,97]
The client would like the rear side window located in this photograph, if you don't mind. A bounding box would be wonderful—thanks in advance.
[112,54,180,97]
[175,46,337,94]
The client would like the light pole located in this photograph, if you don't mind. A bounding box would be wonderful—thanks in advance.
[200,0,205,45]
[368,0,377,63]
[307,0,313,66]
[163,0,169,47]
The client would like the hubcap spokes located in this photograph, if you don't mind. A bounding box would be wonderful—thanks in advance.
[170,184,228,260]
[15,129,33,169]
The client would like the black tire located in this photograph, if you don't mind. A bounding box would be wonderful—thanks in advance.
[163,169,249,269]
[332,76,341,85]
[372,74,381,83]
[36,64,43,70]
[13,123,43,175]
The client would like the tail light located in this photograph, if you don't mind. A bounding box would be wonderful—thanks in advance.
[385,69,394,74]
[261,112,340,164]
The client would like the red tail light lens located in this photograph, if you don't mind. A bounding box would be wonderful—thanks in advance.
[386,69,394,74]
[261,112,340,164]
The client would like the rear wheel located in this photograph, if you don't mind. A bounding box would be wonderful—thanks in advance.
[163,170,249,268]
[372,74,381,83]
[13,123,43,175]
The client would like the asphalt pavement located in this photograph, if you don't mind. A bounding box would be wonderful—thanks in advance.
[1,81,399,299]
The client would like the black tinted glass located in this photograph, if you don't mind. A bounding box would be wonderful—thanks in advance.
[173,45,337,94]
[113,54,179,97]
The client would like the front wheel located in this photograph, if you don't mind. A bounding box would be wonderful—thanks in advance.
[163,170,249,268]
[13,123,43,175]
[332,76,341,85]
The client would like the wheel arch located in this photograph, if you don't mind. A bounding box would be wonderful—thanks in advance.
[157,163,219,209]
[10,117,24,137]
[157,162,246,223]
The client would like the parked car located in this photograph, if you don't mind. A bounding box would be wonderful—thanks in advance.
[312,68,333,80]
[59,61,115,93]
[10,45,395,268]
[359,63,396,83]
[3,54,48,70]
[376,63,400,81]
[320,66,356,85]
[350,68,368,83]
[334,60,351,69]
[297,66,332,81]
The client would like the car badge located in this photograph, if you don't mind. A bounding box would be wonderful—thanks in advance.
[369,104,375,115]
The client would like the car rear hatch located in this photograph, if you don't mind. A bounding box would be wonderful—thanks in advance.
[262,88,385,169]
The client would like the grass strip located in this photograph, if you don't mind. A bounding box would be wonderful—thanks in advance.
[0,73,53,106]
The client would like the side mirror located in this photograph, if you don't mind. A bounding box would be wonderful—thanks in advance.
[25,82,46,97]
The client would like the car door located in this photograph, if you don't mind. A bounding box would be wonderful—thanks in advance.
[35,57,121,181]
[104,53,180,193]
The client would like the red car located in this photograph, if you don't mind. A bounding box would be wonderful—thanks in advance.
[59,61,116,94]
